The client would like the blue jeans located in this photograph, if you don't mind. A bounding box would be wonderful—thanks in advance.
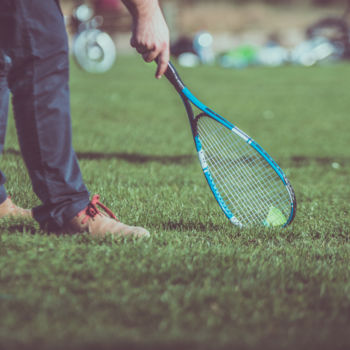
[0,0,90,229]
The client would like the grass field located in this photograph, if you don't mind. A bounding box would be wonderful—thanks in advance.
[0,56,349,350]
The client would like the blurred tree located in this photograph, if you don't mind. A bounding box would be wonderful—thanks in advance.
[312,0,343,5]
[59,0,349,6]
[175,0,346,3]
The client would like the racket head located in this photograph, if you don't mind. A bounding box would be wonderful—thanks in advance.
[192,112,296,228]
[163,61,296,228]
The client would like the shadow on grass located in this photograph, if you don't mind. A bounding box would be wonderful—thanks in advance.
[288,156,350,167]
[4,148,195,165]
[161,219,225,232]
[0,341,237,350]
[6,149,350,167]
[1,221,38,235]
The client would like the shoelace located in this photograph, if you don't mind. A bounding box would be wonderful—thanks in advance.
[79,194,118,225]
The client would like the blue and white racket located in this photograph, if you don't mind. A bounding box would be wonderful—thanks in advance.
[163,62,296,227]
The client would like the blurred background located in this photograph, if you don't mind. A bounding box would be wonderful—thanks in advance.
[60,0,350,73]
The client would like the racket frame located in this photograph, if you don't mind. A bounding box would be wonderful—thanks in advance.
[164,62,296,227]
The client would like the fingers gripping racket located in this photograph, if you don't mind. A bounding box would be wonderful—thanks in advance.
[163,62,296,228]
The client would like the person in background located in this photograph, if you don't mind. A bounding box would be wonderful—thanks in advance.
[0,0,169,237]
[93,0,123,13]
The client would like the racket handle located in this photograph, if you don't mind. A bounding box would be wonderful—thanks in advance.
[164,61,186,93]
[155,58,185,93]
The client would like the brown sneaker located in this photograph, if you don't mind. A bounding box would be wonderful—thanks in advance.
[0,196,32,219]
[63,195,150,238]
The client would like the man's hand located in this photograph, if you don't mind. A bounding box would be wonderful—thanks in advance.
[122,0,170,79]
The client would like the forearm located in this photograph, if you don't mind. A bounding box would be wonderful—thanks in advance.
[121,0,159,20]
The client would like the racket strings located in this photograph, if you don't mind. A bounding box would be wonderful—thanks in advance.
[209,132,287,222]
[204,129,275,211]
[197,116,290,226]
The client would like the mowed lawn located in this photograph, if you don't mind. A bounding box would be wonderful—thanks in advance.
[0,56,349,350]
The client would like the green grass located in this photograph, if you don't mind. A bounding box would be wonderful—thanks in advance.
[0,56,349,350]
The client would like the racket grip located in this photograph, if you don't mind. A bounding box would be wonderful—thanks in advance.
[155,58,185,93]
[165,61,186,92]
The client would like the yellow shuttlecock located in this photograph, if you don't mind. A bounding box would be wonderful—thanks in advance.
[264,206,287,227]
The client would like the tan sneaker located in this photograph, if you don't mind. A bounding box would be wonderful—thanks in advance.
[63,194,150,238]
[0,197,32,219]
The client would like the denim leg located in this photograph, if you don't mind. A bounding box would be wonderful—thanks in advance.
[5,0,90,228]
[0,53,9,204]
